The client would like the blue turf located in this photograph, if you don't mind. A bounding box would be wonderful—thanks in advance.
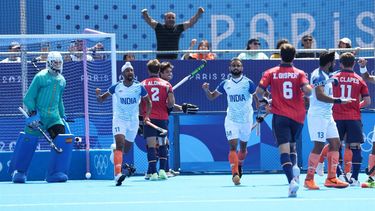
[0,173,374,210]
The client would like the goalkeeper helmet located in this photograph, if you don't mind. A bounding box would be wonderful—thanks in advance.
[47,51,63,75]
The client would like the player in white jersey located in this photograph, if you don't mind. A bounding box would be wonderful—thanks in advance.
[358,58,375,188]
[202,58,256,185]
[96,62,152,186]
[304,52,351,190]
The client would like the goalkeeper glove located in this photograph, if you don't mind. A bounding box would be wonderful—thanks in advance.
[25,111,41,129]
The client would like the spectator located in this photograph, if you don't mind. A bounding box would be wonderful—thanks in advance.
[270,39,289,59]
[238,38,268,60]
[183,39,216,60]
[33,42,50,62]
[65,40,93,62]
[335,37,360,59]
[89,42,106,60]
[141,7,204,60]
[1,41,21,63]
[296,34,319,58]
[123,53,135,61]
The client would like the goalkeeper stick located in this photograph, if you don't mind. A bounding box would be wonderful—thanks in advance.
[145,121,168,136]
[173,59,207,90]
[18,107,63,153]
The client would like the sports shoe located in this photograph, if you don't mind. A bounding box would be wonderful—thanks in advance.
[144,173,151,180]
[232,174,241,185]
[304,179,320,190]
[324,177,349,188]
[293,165,300,184]
[159,169,168,180]
[150,173,159,181]
[166,171,174,178]
[115,173,126,186]
[288,178,299,198]
[315,162,325,176]
[238,165,243,178]
[361,177,375,188]
[170,169,180,176]
[349,178,360,187]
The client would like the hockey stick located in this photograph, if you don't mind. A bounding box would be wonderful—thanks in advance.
[173,59,207,90]
[18,107,63,153]
[145,120,168,136]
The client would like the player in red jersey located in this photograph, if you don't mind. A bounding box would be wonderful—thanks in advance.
[332,53,371,186]
[141,59,175,180]
[255,44,312,197]
[357,58,375,188]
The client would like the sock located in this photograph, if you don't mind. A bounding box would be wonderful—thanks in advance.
[351,148,362,180]
[158,145,168,171]
[327,151,339,179]
[369,154,375,177]
[336,149,343,177]
[147,147,157,174]
[114,150,123,175]
[237,150,247,166]
[290,152,297,166]
[344,147,353,174]
[319,144,329,163]
[306,153,320,180]
[280,153,293,183]
[228,150,239,175]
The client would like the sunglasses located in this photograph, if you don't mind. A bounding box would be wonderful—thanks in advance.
[252,42,261,45]
[303,39,313,42]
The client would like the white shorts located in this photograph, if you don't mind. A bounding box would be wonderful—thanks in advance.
[112,118,139,142]
[224,117,252,142]
[307,115,339,142]
[372,125,375,143]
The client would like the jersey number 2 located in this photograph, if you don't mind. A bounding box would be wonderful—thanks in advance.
[151,87,160,101]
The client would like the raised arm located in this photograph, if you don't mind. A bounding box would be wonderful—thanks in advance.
[141,9,158,29]
[183,7,204,30]
[358,58,375,84]
[202,82,221,100]
[95,88,111,103]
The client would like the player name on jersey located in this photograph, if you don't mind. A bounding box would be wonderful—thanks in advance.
[272,72,299,79]
[338,76,359,84]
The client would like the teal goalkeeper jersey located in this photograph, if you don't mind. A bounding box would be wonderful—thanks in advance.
[23,69,66,129]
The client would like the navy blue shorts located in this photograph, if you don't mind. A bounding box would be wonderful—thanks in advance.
[335,120,363,144]
[272,114,303,146]
[143,119,169,138]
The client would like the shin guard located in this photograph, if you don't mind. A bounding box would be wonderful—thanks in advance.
[46,134,73,183]
[9,132,39,183]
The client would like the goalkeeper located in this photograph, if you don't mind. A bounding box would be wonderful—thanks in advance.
[9,52,74,183]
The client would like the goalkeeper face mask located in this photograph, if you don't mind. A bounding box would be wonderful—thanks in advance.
[47,51,63,75]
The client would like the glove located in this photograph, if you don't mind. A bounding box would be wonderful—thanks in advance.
[25,111,41,129]
[182,103,199,114]
[259,97,271,105]
[256,116,265,123]
[122,163,136,177]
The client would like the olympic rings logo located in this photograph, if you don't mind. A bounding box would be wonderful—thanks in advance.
[94,154,109,175]
[361,130,374,152]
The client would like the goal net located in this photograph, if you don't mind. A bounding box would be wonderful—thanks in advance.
[0,33,116,154]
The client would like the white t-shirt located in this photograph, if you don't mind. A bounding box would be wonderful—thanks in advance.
[216,75,256,123]
[108,81,148,121]
[308,68,334,118]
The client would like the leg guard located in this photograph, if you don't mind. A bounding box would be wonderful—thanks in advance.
[46,134,73,183]
[9,132,39,183]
